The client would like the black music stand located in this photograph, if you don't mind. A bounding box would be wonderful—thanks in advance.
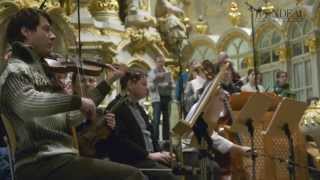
[230,93,273,180]
[262,98,307,180]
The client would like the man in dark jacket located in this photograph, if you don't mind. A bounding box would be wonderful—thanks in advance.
[99,68,179,180]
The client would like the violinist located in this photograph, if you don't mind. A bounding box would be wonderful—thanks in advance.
[0,8,145,180]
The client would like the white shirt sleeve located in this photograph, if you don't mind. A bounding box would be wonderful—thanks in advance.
[211,131,234,154]
[186,103,234,154]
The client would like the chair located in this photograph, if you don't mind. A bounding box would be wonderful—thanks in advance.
[1,114,16,180]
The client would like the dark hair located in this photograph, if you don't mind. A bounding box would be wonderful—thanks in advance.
[120,68,147,90]
[276,70,287,79]
[218,60,241,82]
[246,68,261,83]
[201,60,219,78]
[6,8,52,44]
[247,68,260,76]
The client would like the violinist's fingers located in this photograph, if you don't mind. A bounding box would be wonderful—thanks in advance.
[104,112,116,128]
[80,97,96,123]
[160,152,171,163]
[106,67,126,84]
[104,64,117,71]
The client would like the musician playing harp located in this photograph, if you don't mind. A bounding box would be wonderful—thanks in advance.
[0,8,145,180]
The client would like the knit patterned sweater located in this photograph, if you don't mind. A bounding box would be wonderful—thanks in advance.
[0,42,111,168]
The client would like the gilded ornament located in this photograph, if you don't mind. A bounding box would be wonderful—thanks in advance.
[261,2,274,15]
[89,0,119,13]
[305,37,317,54]
[300,100,320,148]
[228,2,241,27]
[296,0,304,5]
[140,0,150,11]
[73,26,101,36]
[182,16,191,32]
[276,47,288,63]
[182,17,190,24]
[15,0,64,9]
[244,57,253,68]
[62,0,76,15]
[127,27,162,52]
[195,16,208,34]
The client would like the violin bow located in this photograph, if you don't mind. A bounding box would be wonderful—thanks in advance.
[39,0,48,10]
[74,0,87,97]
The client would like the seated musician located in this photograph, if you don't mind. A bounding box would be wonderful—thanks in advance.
[183,97,251,179]
[183,60,251,180]
[0,8,145,180]
[71,74,116,135]
[241,69,265,92]
[220,61,242,94]
[273,70,295,98]
[97,68,179,180]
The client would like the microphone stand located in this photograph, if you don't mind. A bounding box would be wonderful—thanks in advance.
[243,2,264,179]
[245,2,261,93]
[245,118,257,180]
[282,124,296,180]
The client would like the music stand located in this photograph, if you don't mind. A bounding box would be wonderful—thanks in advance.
[262,98,307,180]
[231,93,273,180]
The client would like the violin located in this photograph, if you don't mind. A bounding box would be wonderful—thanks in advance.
[77,96,128,157]
[43,55,128,77]
[43,58,103,76]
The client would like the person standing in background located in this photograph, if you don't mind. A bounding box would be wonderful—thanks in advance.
[148,56,174,140]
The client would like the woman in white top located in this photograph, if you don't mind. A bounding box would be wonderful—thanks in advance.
[241,69,265,92]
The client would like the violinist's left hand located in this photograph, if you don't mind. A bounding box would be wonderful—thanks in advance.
[104,112,116,130]
[105,64,127,84]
